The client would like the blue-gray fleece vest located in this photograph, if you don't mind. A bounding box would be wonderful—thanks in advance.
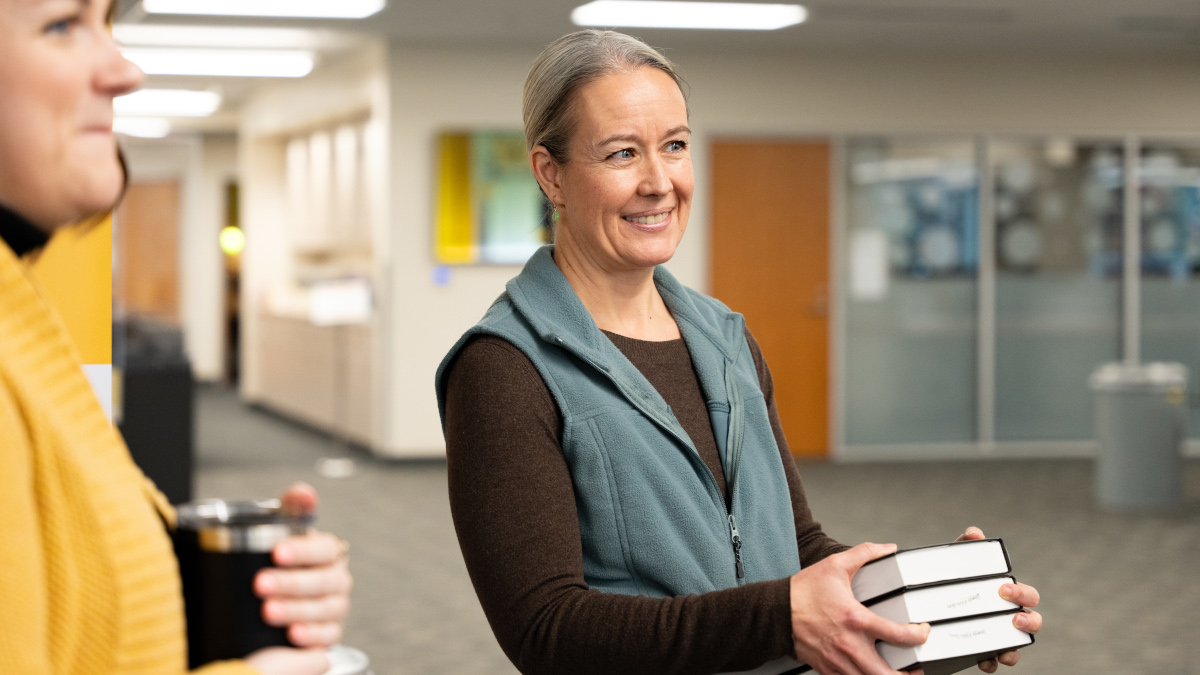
[436,246,801,597]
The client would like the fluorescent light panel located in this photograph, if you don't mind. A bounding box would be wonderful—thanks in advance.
[114,117,172,138]
[143,0,385,19]
[572,0,806,30]
[115,89,222,117]
[123,48,314,78]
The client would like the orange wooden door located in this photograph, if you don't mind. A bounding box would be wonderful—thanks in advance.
[115,181,180,322]
[711,140,830,458]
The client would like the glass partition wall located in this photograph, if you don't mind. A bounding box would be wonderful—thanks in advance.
[1139,143,1200,437]
[843,138,979,445]
[838,135,1198,457]
[992,140,1123,441]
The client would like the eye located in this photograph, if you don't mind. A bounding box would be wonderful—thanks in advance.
[666,140,688,152]
[609,148,635,161]
[45,16,80,35]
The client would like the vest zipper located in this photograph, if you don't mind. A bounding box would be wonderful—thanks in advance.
[723,359,746,581]
[728,514,745,579]
[558,335,748,583]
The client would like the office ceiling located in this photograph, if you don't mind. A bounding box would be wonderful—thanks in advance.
[113,0,1199,132]
[116,0,1200,57]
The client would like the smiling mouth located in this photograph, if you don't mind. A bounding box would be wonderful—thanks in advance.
[624,211,671,226]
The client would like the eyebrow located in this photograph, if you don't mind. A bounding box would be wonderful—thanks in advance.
[595,125,692,148]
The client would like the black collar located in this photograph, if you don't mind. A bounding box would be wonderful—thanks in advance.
[0,203,50,257]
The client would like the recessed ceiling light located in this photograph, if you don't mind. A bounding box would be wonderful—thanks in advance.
[115,89,222,117]
[122,48,315,78]
[142,0,385,19]
[114,117,172,139]
[571,0,806,30]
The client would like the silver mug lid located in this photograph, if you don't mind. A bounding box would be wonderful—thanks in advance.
[176,499,310,553]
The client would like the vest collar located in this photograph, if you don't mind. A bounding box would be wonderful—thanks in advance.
[506,246,744,366]
[505,246,748,468]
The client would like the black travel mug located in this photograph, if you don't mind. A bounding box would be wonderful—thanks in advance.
[173,498,309,668]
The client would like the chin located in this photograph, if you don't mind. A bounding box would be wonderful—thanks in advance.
[623,238,680,269]
[68,164,125,218]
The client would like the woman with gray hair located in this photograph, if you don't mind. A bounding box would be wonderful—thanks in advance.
[437,30,1040,675]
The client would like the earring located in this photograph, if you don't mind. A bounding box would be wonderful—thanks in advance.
[552,206,561,222]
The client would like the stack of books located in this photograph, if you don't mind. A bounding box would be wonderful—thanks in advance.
[851,538,1034,675]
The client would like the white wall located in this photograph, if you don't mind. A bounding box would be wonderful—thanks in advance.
[382,47,535,456]
[680,51,1200,136]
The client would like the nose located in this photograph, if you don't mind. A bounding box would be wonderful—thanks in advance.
[95,32,145,98]
[638,153,673,197]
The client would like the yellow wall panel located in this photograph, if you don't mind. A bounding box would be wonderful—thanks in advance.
[434,133,477,264]
[30,217,113,365]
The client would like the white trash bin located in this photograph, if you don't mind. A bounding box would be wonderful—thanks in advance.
[1089,362,1187,510]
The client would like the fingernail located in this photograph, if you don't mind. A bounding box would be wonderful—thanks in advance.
[290,623,308,645]
[1014,614,1028,629]
[262,600,284,625]
[999,584,1014,600]
[274,545,294,566]
[255,572,277,597]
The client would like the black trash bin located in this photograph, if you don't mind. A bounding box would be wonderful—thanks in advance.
[116,316,194,505]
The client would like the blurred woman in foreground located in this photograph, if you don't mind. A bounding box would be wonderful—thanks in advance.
[0,1,349,672]
[438,30,1042,674]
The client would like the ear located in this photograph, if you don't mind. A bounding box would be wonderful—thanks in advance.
[530,145,566,208]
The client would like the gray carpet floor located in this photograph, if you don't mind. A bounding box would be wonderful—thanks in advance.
[195,385,1200,674]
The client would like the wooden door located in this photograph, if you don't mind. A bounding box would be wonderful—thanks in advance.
[115,181,180,322]
[711,141,830,458]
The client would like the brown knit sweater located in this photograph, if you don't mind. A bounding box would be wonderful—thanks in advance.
[443,329,846,675]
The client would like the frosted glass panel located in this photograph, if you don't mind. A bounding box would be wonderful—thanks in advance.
[993,140,1123,440]
[844,138,978,445]
[1139,143,1200,437]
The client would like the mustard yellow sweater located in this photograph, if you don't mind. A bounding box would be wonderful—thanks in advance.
[0,242,258,674]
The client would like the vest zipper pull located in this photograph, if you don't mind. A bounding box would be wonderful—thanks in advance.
[728,514,744,579]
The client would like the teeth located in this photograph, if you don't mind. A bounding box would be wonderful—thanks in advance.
[627,212,669,225]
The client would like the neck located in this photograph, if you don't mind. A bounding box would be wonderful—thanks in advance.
[553,239,681,342]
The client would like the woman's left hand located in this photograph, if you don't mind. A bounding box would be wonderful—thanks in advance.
[253,482,353,648]
[956,527,1042,673]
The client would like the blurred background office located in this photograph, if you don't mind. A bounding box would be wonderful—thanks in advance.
[75,0,1200,672]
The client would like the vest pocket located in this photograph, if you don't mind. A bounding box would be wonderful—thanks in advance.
[579,416,644,596]
[575,410,735,596]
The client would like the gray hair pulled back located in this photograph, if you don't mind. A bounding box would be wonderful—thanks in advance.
[523,30,687,164]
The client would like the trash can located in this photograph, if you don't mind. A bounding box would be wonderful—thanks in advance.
[1089,362,1187,510]
[116,316,194,505]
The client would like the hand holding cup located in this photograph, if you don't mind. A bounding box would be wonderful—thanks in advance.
[245,483,353,675]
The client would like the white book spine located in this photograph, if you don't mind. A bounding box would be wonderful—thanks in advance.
[876,611,1032,670]
[868,576,1019,625]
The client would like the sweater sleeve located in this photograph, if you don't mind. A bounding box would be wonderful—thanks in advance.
[743,329,849,566]
[444,335,795,675]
